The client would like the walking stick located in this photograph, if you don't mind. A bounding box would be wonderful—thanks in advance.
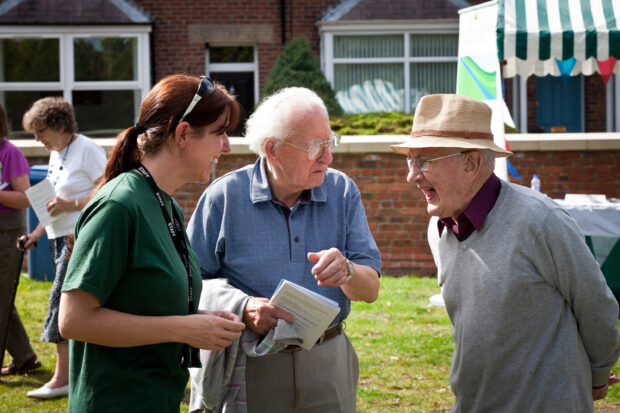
[0,238,27,376]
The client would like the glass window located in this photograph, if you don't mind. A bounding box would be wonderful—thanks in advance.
[334,35,403,58]
[210,46,254,63]
[0,29,149,138]
[2,91,63,137]
[410,62,457,110]
[74,37,137,81]
[73,90,141,135]
[334,63,404,113]
[410,34,458,57]
[0,38,59,82]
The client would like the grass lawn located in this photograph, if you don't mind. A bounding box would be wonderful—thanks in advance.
[2,275,620,412]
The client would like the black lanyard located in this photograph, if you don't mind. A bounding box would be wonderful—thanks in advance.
[136,163,199,367]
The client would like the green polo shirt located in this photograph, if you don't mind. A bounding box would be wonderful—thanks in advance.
[62,171,202,412]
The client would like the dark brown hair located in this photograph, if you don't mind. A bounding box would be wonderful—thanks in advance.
[104,74,240,184]
[0,102,8,137]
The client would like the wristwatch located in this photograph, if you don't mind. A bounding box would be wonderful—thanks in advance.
[345,259,355,281]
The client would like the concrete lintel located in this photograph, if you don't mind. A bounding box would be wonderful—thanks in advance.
[188,24,274,45]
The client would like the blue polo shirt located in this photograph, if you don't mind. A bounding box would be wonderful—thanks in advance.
[187,157,381,323]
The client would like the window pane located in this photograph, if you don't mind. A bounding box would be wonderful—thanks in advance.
[1,91,63,137]
[73,90,140,135]
[210,46,254,63]
[410,62,457,110]
[74,37,137,81]
[334,64,404,113]
[334,35,403,58]
[410,34,458,57]
[0,38,60,82]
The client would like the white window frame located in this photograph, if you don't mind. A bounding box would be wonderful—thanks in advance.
[0,25,151,121]
[319,21,459,113]
[205,45,259,105]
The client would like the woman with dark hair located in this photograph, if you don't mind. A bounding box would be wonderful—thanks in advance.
[0,102,41,377]
[20,96,106,399]
[58,74,245,412]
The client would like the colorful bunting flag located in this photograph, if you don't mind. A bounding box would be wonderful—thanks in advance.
[555,58,577,86]
[597,57,618,87]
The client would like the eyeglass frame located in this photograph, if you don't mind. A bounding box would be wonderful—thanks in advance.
[406,150,471,172]
[178,76,216,125]
[279,132,341,160]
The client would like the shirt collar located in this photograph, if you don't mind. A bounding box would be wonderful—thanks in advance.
[249,157,327,205]
[437,173,501,238]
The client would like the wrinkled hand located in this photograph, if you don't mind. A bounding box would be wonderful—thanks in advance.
[593,371,619,401]
[243,297,294,336]
[308,248,348,287]
[47,196,73,216]
[183,311,245,351]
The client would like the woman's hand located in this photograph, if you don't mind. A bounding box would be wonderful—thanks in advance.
[17,223,46,250]
[184,311,245,351]
[47,196,76,216]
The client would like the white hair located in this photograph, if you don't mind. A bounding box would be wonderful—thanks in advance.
[245,87,328,156]
[480,149,497,169]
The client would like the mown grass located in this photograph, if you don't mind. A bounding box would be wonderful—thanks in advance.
[2,275,619,412]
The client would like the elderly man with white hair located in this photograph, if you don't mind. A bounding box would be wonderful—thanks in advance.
[187,86,381,413]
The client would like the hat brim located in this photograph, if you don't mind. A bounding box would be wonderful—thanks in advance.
[390,136,512,158]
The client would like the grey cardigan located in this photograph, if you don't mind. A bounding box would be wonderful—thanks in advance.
[429,180,620,413]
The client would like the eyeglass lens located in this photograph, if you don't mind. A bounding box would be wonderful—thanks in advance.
[406,157,429,172]
[308,134,340,160]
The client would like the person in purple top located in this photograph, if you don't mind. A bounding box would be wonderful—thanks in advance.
[0,102,41,377]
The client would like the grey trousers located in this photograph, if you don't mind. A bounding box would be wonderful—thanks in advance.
[0,225,36,365]
[246,331,359,413]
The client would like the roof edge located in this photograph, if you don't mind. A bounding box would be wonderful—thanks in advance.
[321,0,363,22]
[108,0,153,23]
[0,0,21,16]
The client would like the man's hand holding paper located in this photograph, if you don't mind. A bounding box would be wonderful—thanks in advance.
[243,297,295,336]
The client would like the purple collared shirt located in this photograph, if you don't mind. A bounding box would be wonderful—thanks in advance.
[438,173,501,241]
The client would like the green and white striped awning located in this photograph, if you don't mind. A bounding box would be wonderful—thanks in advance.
[497,0,620,78]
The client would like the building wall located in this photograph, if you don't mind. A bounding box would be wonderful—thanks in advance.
[134,0,339,93]
[502,75,610,133]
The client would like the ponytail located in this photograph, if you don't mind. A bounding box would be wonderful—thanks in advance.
[95,125,143,193]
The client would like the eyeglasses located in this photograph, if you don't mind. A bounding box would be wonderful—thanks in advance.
[280,132,341,160]
[178,76,215,125]
[406,150,470,172]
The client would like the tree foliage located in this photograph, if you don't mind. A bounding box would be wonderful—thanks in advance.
[263,37,343,116]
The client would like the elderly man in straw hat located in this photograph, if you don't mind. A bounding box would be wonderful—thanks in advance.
[392,94,620,412]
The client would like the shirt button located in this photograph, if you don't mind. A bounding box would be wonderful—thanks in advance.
[294,236,300,243]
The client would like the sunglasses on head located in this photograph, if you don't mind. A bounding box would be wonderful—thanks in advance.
[178,76,215,125]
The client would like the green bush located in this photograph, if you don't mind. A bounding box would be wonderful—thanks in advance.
[263,37,343,116]
[330,112,412,135]
[330,111,519,136]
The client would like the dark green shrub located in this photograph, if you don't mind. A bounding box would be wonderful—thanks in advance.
[263,37,343,116]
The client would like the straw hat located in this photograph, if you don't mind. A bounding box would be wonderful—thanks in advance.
[391,94,512,157]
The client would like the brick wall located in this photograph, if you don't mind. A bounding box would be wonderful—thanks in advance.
[134,0,339,93]
[171,149,620,277]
